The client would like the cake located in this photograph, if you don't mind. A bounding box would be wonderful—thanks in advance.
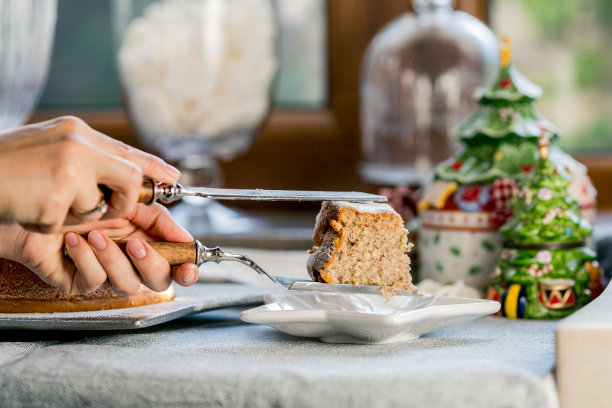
[0,258,174,313]
[307,201,414,297]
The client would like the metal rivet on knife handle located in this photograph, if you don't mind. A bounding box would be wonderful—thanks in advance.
[138,177,157,205]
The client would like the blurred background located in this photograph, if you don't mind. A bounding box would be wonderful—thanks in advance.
[27,0,612,209]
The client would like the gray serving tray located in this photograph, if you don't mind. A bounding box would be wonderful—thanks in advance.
[0,283,275,330]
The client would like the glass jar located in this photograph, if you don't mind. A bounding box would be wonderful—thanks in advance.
[359,0,498,186]
[112,0,278,187]
[0,0,57,130]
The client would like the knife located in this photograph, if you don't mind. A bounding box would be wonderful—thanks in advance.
[115,240,420,296]
[136,177,387,205]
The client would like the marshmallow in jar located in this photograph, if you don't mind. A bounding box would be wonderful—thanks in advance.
[116,0,277,149]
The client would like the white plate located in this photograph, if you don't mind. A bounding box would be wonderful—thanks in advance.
[240,291,500,344]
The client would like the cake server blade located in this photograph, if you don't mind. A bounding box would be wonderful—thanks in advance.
[255,275,381,294]
[137,178,387,204]
[283,279,391,295]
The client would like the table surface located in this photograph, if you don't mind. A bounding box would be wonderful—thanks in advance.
[0,291,558,408]
[5,209,611,407]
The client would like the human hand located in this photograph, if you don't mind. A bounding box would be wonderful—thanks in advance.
[0,116,180,233]
[0,203,199,295]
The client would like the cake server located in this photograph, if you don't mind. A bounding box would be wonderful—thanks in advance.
[116,240,404,296]
[136,177,387,204]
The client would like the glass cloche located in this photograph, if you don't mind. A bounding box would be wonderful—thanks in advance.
[359,0,499,186]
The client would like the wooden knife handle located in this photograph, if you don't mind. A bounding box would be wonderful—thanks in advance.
[114,240,198,266]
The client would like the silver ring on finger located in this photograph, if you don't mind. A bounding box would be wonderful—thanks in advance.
[76,198,109,217]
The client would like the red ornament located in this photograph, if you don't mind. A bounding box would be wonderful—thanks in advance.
[500,78,512,89]
[459,185,481,202]
[488,287,500,302]
[488,178,518,227]
[451,161,463,171]
[483,200,495,212]
[521,165,532,173]
[442,196,458,210]
[591,281,604,298]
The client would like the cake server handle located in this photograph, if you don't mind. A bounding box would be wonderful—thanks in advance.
[113,240,293,289]
[113,240,426,297]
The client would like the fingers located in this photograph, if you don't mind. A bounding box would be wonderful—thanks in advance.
[125,239,173,292]
[130,203,193,243]
[47,132,142,222]
[122,204,198,290]
[91,151,142,219]
[64,231,173,295]
[123,236,199,290]
[64,232,108,295]
[49,135,142,226]
[172,263,199,287]
[64,186,109,226]
[53,116,180,184]
[87,230,142,294]
[125,239,198,288]
[93,134,180,184]
[58,117,180,215]
[105,138,181,184]
[64,229,198,295]
[0,129,143,231]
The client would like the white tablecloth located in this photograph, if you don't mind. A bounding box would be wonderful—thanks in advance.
[0,291,558,408]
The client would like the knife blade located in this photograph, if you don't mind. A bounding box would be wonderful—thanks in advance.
[138,177,387,205]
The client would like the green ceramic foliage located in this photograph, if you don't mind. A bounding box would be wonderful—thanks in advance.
[481,240,496,251]
[500,156,592,244]
[434,62,560,186]
[469,266,483,276]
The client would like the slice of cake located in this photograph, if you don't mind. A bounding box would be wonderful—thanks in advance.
[307,201,414,297]
[0,258,174,313]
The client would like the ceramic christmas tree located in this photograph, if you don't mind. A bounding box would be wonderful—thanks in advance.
[418,38,597,291]
[435,37,555,193]
[488,135,601,319]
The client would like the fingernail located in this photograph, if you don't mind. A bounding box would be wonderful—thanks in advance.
[127,239,147,259]
[65,232,79,247]
[166,164,180,178]
[182,268,195,284]
[178,224,193,240]
[88,230,107,250]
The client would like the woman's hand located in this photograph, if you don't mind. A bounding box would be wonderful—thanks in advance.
[0,203,199,295]
[0,116,180,233]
